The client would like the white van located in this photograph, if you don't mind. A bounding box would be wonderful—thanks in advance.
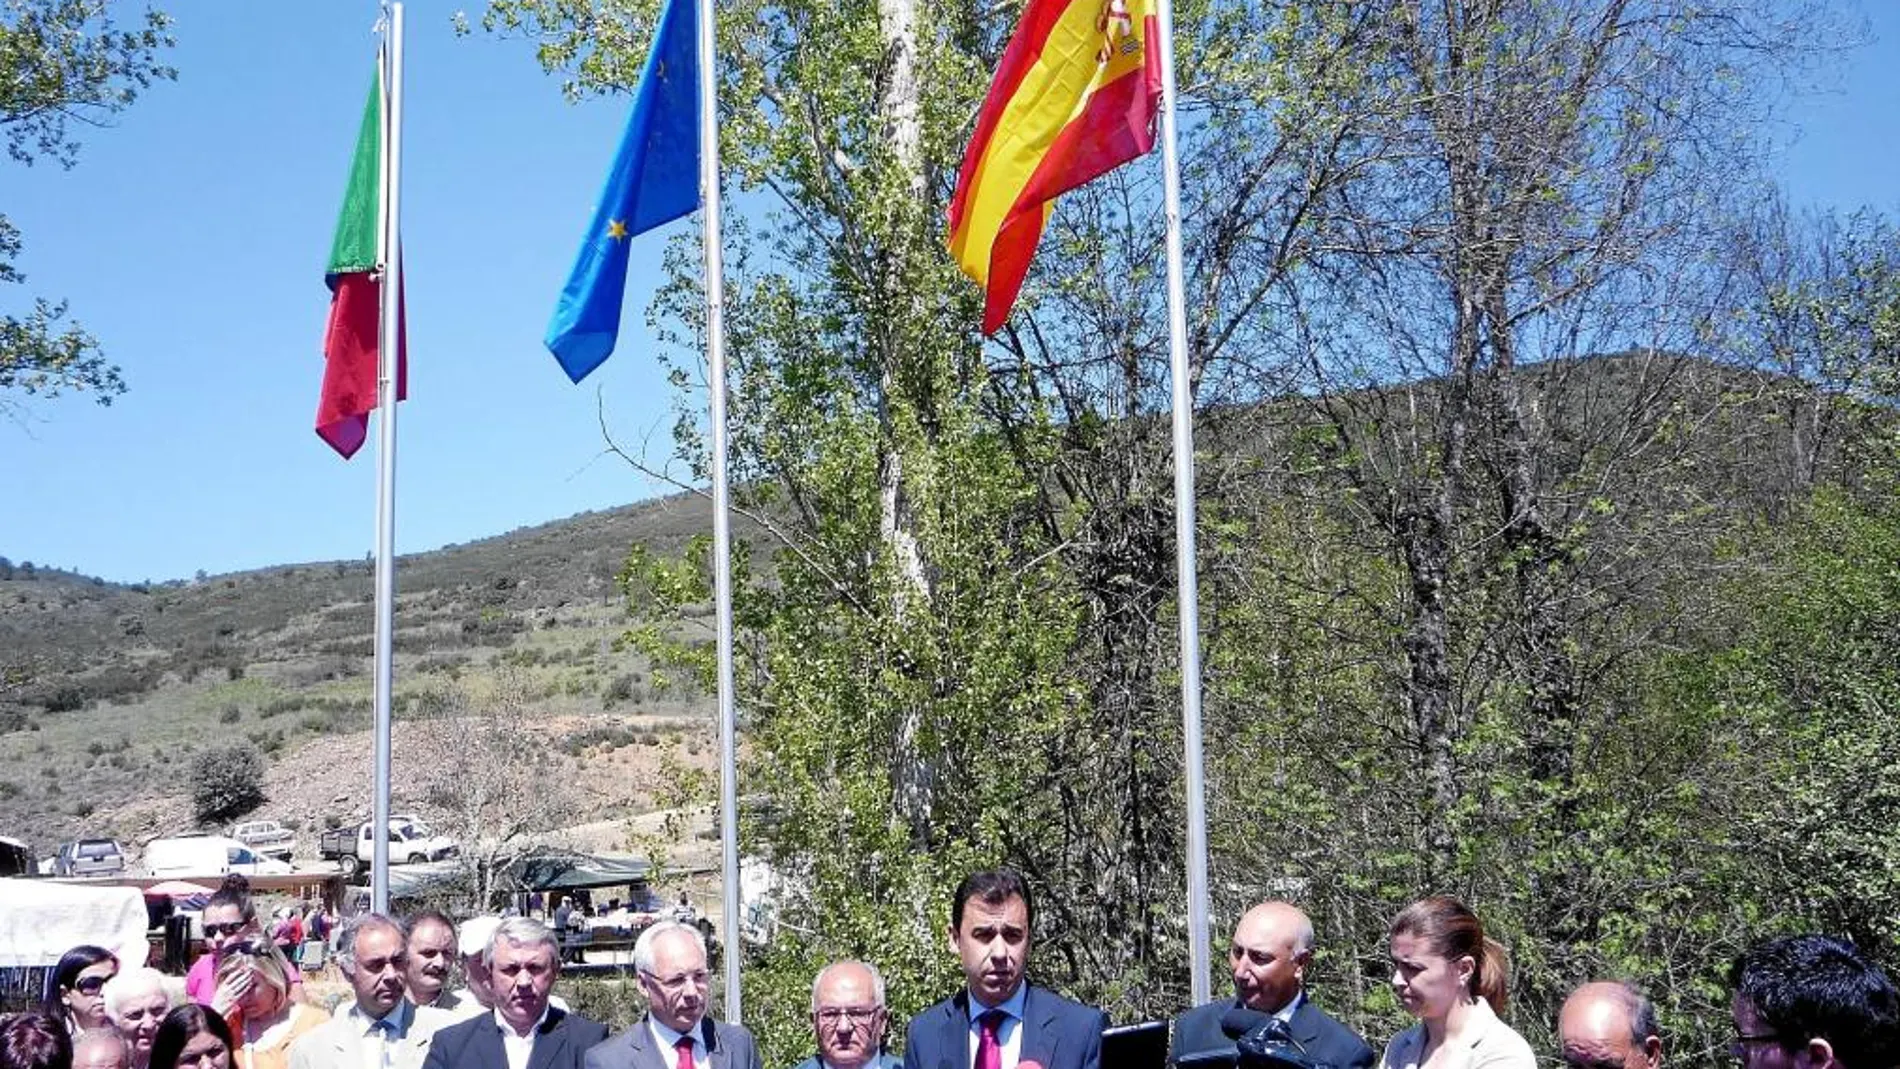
[143,835,294,877]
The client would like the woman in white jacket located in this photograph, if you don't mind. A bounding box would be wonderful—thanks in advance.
[1379,896,1536,1069]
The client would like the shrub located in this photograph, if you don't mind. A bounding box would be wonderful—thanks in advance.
[190,743,267,823]
[220,704,242,724]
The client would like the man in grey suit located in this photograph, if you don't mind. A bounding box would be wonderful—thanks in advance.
[422,917,607,1069]
[585,921,762,1069]
[289,914,453,1069]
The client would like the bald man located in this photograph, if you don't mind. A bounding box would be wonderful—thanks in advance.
[1169,902,1374,1068]
[788,961,901,1069]
[72,1030,130,1069]
[1558,982,1662,1069]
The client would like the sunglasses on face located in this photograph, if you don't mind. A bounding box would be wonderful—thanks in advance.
[72,974,114,995]
[204,922,249,938]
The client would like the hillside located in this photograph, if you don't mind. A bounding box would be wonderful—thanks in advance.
[0,492,730,861]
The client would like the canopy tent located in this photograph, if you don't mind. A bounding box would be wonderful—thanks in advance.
[508,851,652,893]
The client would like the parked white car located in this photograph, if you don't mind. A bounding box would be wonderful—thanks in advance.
[144,835,293,877]
[229,820,296,861]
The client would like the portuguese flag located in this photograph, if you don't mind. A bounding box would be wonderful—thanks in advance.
[946,0,1162,334]
[316,69,406,459]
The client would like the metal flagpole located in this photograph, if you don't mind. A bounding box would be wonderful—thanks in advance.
[1148,0,1212,1005]
[369,0,405,916]
[694,0,744,1023]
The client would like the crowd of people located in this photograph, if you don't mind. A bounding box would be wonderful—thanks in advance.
[1,869,1894,1069]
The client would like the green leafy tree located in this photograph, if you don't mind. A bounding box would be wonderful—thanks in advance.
[190,741,266,824]
[0,0,175,416]
[479,0,1882,1063]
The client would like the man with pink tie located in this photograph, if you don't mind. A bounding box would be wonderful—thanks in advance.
[902,870,1106,1069]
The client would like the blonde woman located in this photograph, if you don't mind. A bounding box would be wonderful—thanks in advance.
[217,942,325,1069]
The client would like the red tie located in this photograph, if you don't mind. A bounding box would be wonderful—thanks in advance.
[675,1036,695,1069]
[977,1010,1005,1069]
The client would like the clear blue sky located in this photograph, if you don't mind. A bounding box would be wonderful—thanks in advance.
[2,2,1898,583]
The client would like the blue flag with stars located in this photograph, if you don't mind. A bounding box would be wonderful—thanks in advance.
[544,0,700,383]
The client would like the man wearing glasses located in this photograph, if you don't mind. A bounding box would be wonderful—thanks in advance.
[420,917,607,1069]
[788,961,900,1069]
[1728,935,1899,1069]
[585,921,761,1069]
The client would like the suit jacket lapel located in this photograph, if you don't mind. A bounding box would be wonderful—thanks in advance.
[525,1009,570,1069]
[1282,1000,1317,1046]
[631,1016,671,1069]
[699,1017,730,1069]
[943,992,972,1069]
[1018,985,1061,1069]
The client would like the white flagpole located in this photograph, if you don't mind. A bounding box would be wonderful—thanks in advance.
[369,0,405,916]
[694,0,744,1022]
[1148,0,1212,1004]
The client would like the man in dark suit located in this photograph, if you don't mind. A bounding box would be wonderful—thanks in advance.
[1169,902,1373,1069]
[903,869,1107,1069]
[422,917,608,1069]
[585,920,762,1069]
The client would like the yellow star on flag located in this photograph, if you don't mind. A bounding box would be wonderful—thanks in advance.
[606,219,629,241]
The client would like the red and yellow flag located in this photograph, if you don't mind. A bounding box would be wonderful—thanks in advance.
[947,0,1162,334]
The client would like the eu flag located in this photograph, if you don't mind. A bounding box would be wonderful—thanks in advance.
[545,0,700,383]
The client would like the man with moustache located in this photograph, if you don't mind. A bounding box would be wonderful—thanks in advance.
[1557,982,1662,1069]
[586,921,762,1069]
[1169,901,1373,1068]
[903,869,1107,1069]
[289,914,449,1069]
[786,961,900,1069]
[403,912,467,1014]
[422,918,606,1069]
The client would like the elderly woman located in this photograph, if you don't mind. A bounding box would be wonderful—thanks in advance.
[103,966,175,1069]
[148,1006,234,1069]
[217,941,324,1069]
[186,878,303,1011]
[42,945,120,1036]
[1379,896,1535,1069]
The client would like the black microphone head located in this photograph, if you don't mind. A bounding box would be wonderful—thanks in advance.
[1219,1007,1271,1038]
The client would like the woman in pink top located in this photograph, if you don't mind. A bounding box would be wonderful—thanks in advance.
[186,877,304,1011]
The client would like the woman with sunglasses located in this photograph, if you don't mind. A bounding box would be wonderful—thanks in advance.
[42,945,119,1035]
[185,877,304,1012]
[216,941,323,1069]
[149,1005,235,1069]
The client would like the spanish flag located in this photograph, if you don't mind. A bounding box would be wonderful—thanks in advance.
[947,0,1162,334]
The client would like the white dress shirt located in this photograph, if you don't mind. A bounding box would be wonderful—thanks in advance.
[495,1006,552,1069]
[346,1001,413,1069]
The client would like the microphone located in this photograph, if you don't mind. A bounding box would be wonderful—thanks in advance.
[1219,1008,1271,1039]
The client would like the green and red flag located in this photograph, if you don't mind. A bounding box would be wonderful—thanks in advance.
[946,0,1162,333]
[316,68,406,459]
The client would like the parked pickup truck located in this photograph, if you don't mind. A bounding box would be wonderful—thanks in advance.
[317,816,458,876]
[229,820,296,861]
